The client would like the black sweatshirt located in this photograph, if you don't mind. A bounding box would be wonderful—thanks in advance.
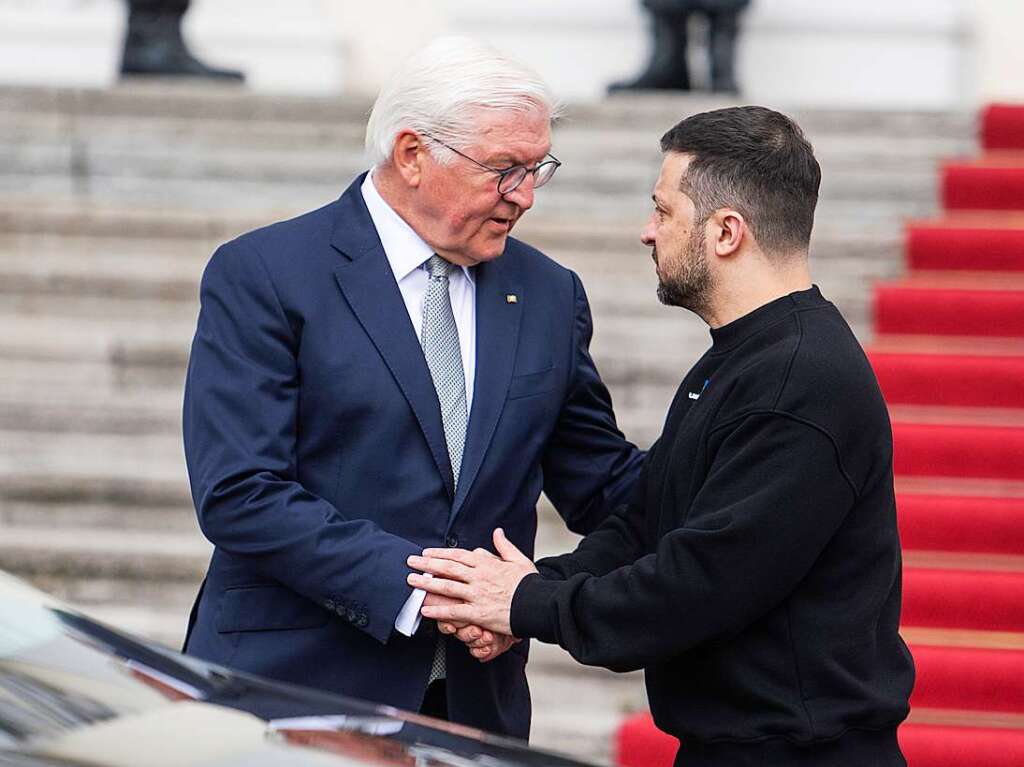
[512,287,914,766]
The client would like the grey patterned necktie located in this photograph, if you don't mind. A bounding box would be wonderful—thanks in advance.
[420,254,468,684]
[421,254,468,488]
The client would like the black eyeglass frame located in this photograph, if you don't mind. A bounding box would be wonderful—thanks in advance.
[420,132,561,196]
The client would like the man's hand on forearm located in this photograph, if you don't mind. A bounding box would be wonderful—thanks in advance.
[408,528,538,636]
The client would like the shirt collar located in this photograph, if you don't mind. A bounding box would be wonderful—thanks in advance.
[361,171,474,283]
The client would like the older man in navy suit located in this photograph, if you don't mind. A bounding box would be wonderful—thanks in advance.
[181,37,642,739]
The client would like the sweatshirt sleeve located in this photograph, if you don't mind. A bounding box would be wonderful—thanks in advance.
[510,412,857,672]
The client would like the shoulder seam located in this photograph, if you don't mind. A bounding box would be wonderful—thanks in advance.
[709,409,860,501]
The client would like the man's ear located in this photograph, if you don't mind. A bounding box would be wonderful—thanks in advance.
[391,129,425,188]
[712,209,746,258]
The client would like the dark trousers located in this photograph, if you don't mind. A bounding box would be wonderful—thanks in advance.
[419,680,448,720]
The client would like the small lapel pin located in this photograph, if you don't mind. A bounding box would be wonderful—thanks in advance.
[506,294,518,304]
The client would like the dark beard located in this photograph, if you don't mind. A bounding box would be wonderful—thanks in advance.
[656,227,712,314]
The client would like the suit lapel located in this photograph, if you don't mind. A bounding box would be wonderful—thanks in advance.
[448,255,522,524]
[330,177,455,498]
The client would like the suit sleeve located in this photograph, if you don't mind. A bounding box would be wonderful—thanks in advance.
[540,271,644,535]
[183,240,420,644]
[511,413,857,672]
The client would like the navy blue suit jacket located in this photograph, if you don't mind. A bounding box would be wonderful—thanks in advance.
[182,175,642,739]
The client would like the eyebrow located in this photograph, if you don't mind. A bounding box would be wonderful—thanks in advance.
[485,149,551,167]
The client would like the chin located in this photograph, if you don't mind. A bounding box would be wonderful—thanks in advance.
[475,238,510,263]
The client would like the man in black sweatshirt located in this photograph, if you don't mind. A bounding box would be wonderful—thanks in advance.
[409,106,915,766]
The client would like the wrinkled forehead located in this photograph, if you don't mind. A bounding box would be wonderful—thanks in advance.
[466,106,552,164]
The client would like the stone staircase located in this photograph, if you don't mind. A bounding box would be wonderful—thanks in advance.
[0,83,975,764]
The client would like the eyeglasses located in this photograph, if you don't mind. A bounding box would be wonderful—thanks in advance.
[421,132,561,196]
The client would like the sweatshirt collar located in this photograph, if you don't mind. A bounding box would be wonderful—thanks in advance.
[709,285,825,353]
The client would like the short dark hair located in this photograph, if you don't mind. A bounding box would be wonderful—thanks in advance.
[660,106,821,255]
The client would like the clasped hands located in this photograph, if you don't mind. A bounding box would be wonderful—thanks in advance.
[408,528,537,663]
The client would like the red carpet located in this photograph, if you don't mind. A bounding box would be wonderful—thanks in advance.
[892,422,1024,480]
[897,494,1024,555]
[874,284,1024,337]
[903,568,1024,632]
[616,714,678,767]
[615,103,1024,767]
[911,644,1024,712]
[943,160,1024,211]
[870,351,1024,408]
[617,715,1024,767]
[906,221,1024,272]
[983,104,1024,150]
[899,724,1024,767]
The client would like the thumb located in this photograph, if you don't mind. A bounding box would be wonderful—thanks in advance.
[493,528,528,563]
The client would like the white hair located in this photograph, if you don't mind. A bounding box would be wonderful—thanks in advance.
[365,36,563,168]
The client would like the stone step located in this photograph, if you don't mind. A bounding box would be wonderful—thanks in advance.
[0,90,974,148]
[0,429,187,487]
[0,84,974,139]
[0,525,210,581]
[0,499,196,532]
[0,384,182,435]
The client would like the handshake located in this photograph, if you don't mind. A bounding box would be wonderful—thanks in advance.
[407,528,538,662]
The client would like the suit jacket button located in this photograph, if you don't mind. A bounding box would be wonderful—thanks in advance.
[445,534,459,548]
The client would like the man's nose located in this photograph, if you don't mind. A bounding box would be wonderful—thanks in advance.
[641,217,657,245]
[503,174,535,211]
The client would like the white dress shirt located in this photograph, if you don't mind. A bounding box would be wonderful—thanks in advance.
[360,172,476,637]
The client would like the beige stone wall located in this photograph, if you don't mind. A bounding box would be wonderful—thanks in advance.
[973,0,1024,103]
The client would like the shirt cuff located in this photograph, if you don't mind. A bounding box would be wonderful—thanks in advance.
[510,572,562,643]
[394,583,428,637]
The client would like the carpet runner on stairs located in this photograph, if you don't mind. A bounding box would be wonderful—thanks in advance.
[906,216,1024,272]
[897,495,1024,555]
[874,282,1024,337]
[903,568,1024,633]
[892,420,1024,480]
[942,158,1024,211]
[616,715,1024,767]
[613,102,1024,766]
[870,349,1024,408]
[982,104,1024,150]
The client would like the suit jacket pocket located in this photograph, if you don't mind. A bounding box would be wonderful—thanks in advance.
[508,367,558,400]
[215,584,329,633]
